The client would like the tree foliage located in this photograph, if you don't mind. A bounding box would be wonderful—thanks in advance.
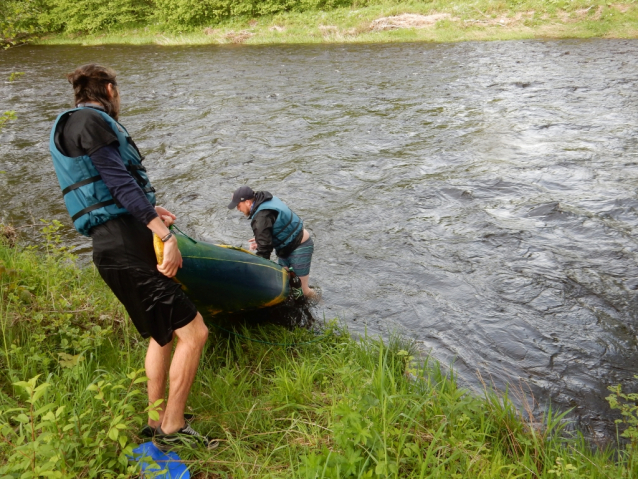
[0,0,47,46]
[41,0,154,33]
[1,0,371,39]
[153,0,362,28]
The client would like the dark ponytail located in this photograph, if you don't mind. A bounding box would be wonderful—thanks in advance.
[67,64,120,120]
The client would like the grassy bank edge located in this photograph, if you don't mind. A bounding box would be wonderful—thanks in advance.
[0,228,637,476]
[32,2,638,47]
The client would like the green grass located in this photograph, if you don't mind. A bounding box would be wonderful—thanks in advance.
[1,223,638,477]
[35,0,638,46]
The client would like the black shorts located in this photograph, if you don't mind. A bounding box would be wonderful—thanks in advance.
[91,215,198,346]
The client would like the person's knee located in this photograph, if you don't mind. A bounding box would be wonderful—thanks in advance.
[198,322,209,345]
[193,313,208,346]
[174,313,208,348]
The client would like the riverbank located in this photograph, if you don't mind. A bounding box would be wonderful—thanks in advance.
[0,225,637,476]
[34,1,638,47]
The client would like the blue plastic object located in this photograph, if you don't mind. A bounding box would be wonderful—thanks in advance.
[130,442,190,478]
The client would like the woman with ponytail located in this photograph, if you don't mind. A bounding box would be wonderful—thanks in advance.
[49,64,217,451]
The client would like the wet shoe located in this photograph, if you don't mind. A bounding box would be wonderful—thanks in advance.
[153,424,219,451]
[139,413,196,439]
[139,424,155,439]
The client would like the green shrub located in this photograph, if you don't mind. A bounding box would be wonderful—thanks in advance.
[0,223,159,477]
[0,220,127,384]
[0,370,154,478]
[0,75,19,134]
[0,0,48,45]
[607,378,638,448]
[3,0,372,36]
[152,0,363,29]
[41,0,154,33]
[0,111,16,132]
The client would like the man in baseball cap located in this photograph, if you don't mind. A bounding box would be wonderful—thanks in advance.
[228,185,316,299]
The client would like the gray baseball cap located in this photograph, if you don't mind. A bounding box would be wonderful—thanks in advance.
[228,185,255,209]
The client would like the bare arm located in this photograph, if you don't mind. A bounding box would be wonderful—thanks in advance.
[148,207,182,278]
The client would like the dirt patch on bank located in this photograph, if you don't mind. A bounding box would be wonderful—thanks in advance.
[318,24,369,39]
[371,13,457,31]
[225,30,253,43]
[558,6,603,22]
[202,27,254,43]
[611,4,631,13]
[462,11,536,27]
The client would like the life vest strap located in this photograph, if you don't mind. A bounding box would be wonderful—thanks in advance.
[71,199,117,222]
[273,213,299,247]
[126,136,145,161]
[127,164,150,186]
[62,174,154,196]
[273,212,293,236]
[61,175,102,196]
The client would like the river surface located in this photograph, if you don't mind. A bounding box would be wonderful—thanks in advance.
[2,40,638,440]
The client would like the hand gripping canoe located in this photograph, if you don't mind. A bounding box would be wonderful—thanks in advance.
[154,229,290,315]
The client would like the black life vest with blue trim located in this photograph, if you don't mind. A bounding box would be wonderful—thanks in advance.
[253,196,303,253]
[49,107,156,236]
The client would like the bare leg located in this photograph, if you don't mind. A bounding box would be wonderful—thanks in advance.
[146,337,173,428]
[283,266,315,299]
[299,275,316,299]
[160,313,209,434]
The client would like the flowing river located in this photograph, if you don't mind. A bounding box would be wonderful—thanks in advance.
[2,40,638,440]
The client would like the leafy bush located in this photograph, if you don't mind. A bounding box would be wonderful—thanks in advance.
[41,0,154,34]
[0,111,16,132]
[0,220,127,384]
[0,75,19,136]
[3,0,371,36]
[0,223,159,477]
[0,0,48,45]
[152,0,364,29]
[0,370,151,478]
[607,378,638,447]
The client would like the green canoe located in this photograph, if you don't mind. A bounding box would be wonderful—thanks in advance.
[154,230,290,315]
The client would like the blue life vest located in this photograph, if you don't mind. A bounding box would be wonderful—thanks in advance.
[49,107,156,236]
[253,196,303,253]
